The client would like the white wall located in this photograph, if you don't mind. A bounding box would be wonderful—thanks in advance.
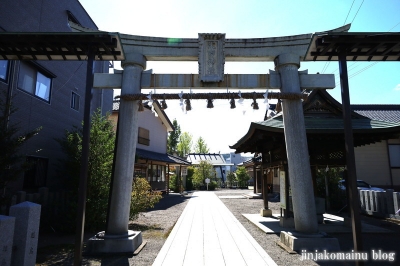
[137,108,168,154]
[355,141,391,187]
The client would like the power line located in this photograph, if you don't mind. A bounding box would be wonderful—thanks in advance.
[388,21,400,32]
[351,0,365,24]
[343,0,356,25]
[323,0,357,75]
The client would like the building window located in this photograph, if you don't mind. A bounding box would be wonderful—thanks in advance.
[147,164,165,182]
[23,156,48,190]
[17,62,52,102]
[71,91,80,111]
[274,168,279,177]
[0,60,9,82]
[388,144,400,167]
[138,127,150,146]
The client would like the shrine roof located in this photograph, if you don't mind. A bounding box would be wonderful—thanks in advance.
[305,32,400,61]
[352,105,400,123]
[186,153,233,166]
[136,149,191,166]
[231,89,400,152]
[0,32,124,61]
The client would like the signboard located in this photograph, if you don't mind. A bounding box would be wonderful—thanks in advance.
[182,167,187,175]
[280,171,286,209]
[205,178,210,190]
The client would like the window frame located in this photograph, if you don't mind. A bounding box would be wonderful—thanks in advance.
[0,60,9,83]
[138,127,150,146]
[71,91,80,111]
[17,62,53,103]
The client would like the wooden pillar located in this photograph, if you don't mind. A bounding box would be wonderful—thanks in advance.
[167,164,170,195]
[253,164,257,193]
[339,50,363,259]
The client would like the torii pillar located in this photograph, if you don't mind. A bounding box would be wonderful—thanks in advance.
[87,53,146,254]
[275,53,318,234]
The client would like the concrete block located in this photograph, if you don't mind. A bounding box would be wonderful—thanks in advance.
[0,215,15,266]
[393,192,400,215]
[279,231,340,252]
[368,191,375,212]
[260,208,273,217]
[364,191,370,211]
[360,190,366,211]
[9,202,41,266]
[86,230,142,254]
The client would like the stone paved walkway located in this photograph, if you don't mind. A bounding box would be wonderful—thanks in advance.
[152,191,277,266]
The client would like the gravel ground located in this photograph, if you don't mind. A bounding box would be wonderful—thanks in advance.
[36,192,191,265]
[36,189,400,265]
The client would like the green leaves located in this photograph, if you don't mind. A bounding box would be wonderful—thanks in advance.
[167,119,181,154]
[177,132,192,157]
[192,160,215,188]
[194,136,209,153]
[0,92,41,202]
[56,109,115,232]
[130,177,162,220]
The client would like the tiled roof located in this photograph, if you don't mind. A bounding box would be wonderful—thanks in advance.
[352,105,400,123]
[136,148,191,165]
[186,153,233,166]
[256,116,400,131]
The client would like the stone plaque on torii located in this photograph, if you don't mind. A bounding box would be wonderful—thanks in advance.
[66,22,351,253]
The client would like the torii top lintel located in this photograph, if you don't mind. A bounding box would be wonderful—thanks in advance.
[111,24,351,62]
[69,21,350,62]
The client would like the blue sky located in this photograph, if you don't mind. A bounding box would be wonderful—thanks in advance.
[80,0,400,153]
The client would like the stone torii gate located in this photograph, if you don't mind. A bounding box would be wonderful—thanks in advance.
[83,24,349,253]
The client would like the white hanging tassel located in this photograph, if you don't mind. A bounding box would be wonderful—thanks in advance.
[178,91,184,112]
[325,165,329,172]
[238,91,244,105]
[263,90,269,103]
[237,91,245,115]
[147,91,156,115]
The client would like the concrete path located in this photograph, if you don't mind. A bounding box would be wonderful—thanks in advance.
[152,191,277,266]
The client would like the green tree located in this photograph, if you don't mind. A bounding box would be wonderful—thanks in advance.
[177,132,192,157]
[192,160,215,188]
[236,166,250,188]
[185,166,195,191]
[194,136,209,153]
[167,119,181,154]
[0,93,41,205]
[57,109,115,232]
[130,177,162,220]
[315,167,346,210]
[226,171,236,186]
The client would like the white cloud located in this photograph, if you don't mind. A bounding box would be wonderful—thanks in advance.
[395,84,400,91]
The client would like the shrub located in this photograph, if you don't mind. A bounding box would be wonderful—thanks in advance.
[208,181,218,191]
[192,160,215,189]
[56,110,114,232]
[0,92,41,206]
[315,167,347,210]
[236,166,250,188]
[169,174,182,192]
[130,177,162,220]
[185,167,194,191]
